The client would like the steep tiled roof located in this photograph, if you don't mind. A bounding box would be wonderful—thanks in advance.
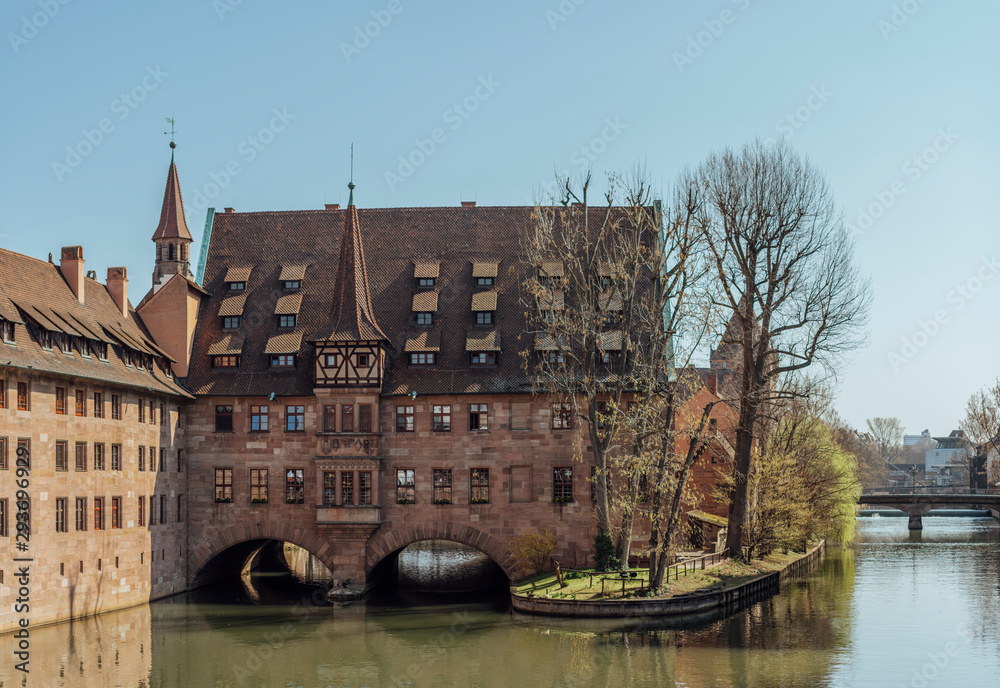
[0,248,191,397]
[312,201,389,343]
[151,159,193,242]
[184,205,624,396]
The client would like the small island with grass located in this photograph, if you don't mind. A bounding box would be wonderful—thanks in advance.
[510,541,826,618]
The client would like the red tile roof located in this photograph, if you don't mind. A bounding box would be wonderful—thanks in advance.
[0,248,191,398]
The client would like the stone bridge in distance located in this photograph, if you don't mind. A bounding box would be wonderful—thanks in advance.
[860,486,1000,529]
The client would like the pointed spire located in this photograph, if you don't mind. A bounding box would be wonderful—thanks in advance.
[347,143,355,207]
[314,179,388,342]
[152,142,193,242]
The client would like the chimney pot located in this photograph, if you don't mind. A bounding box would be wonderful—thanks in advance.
[59,245,86,304]
[325,204,340,210]
[461,201,476,208]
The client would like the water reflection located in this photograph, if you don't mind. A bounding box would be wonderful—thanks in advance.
[10,517,1000,688]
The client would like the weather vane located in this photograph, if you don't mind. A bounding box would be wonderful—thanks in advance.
[164,117,177,149]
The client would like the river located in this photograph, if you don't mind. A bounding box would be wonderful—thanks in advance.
[5,515,999,688]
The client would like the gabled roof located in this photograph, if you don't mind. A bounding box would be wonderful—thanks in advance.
[0,247,190,398]
[151,156,193,242]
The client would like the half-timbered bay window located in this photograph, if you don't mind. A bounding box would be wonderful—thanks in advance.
[471,468,490,503]
[285,469,304,504]
[553,467,573,502]
[215,405,234,432]
[396,469,415,504]
[250,469,268,503]
[250,405,269,431]
[396,405,414,432]
[432,405,451,432]
[552,402,573,429]
[433,469,452,504]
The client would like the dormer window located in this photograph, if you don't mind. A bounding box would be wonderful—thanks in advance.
[270,354,295,368]
[223,316,241,329]
[60,335,73,354]
[414,262,439,290]
[1,320,13,343]
[39,329,53,350]
[409,352,435,366]
[278,314,296,328]
[213,355,239,368]
[278,265,306,291]
[282,280,301,290]
[228,281,245,292]
[472,262,498,288]
[80,339,91,357]
[95,342,108,361]
[476,276,494,287]
[470,352,496,366]
[416,312,433,327]
[475,311,494,326]
[540,261,564,287]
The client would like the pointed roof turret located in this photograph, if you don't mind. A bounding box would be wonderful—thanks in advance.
[313,181,388,342]
[152,143,193,242]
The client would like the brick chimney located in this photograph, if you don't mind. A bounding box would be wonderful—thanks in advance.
[707,371,718,396]
[60,246,85,303]
[107,267,129,318]
[461,201,476,208]
[325,203,340,210]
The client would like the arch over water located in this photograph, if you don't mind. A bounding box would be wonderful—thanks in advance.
[365,522,515,581]
[190,522,337,587]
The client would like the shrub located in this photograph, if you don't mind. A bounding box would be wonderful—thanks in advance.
[507,528,557,575]
[594,530,621,572]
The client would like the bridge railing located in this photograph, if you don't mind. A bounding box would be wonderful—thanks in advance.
[861,484,1000,497]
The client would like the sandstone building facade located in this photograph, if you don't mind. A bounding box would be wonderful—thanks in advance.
[1,153,733,631]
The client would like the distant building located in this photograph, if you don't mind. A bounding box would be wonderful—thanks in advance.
[925,430,973,486]
[903,429,931,446]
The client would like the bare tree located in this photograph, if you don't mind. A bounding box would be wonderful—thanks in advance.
[686,140,872,560]
[960,379,1000,487]
[865,417,905,480]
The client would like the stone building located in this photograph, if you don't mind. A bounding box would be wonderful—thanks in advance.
[0,151,734,630]
[0,239,191,632]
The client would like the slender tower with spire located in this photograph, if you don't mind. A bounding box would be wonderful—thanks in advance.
[151,138,194,286]
[312,162,389,387]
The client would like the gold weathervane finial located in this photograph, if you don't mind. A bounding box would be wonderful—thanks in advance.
[164,117,177,150]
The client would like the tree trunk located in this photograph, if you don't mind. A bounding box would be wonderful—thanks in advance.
[725,397,758,561]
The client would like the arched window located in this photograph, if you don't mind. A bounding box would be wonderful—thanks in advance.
[169,244,176,261]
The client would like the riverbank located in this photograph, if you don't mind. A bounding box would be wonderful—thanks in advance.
[510,541,826,618]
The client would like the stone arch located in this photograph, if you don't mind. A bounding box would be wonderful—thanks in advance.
[190,521,337,587]
[366,522,515,580]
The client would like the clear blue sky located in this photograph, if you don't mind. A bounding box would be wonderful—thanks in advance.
[2,0,998,434]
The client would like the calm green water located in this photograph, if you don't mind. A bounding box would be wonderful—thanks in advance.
[7,516,1000,688]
